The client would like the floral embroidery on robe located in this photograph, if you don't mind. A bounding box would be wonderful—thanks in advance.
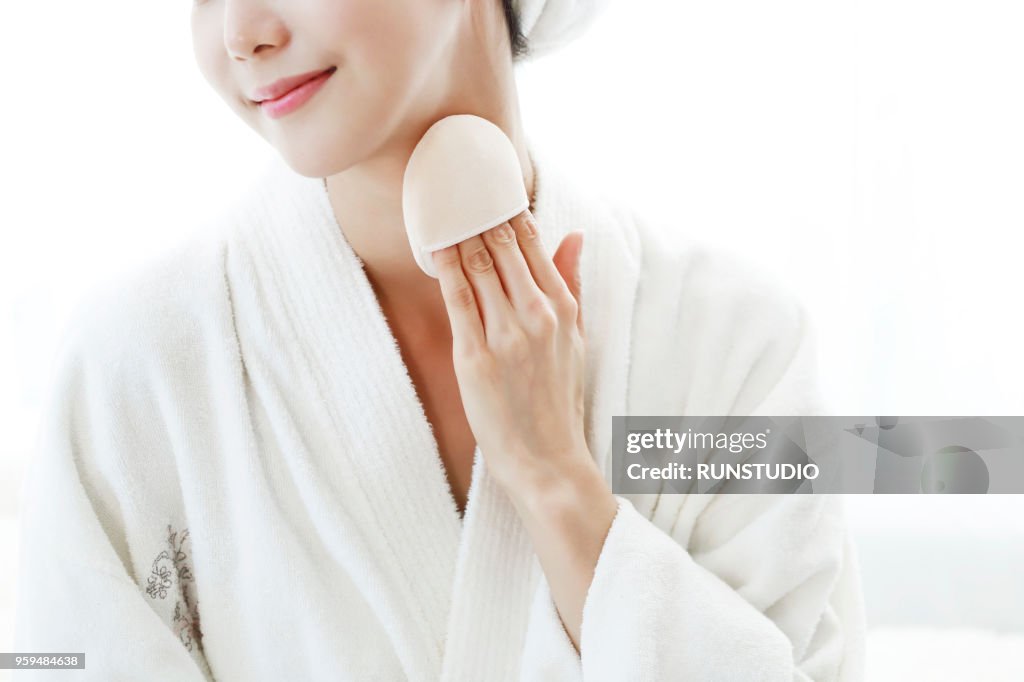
[145,525,205,655]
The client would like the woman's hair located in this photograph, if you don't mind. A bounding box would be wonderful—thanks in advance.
[501,0,530,60]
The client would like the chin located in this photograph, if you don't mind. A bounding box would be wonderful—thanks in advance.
[280,154,342,179]
[274,141,351,179]
[272,123,382,179]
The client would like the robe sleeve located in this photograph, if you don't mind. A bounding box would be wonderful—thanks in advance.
[577,493,864,681]
[522,282,866,681]
[576,298,866,681]
[12,316,214,681]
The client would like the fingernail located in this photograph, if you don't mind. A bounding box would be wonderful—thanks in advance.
[494,222,514,242]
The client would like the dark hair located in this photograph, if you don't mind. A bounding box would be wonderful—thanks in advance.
[501,0,529,60]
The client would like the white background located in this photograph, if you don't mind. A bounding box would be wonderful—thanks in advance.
[2,1,1023,679]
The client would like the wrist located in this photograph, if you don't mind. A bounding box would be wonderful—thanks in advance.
[503,453,617,525]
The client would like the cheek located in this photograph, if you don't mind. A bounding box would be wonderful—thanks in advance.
[192,18,231,102]
[192,16,257,125]
[314,0,432,49]
[312,0,449,94]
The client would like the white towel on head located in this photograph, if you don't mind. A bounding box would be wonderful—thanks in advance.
[515,0,611,60]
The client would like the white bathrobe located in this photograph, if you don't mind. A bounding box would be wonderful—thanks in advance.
[14,142,867,681]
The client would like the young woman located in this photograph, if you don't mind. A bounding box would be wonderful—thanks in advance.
[15,1,866,679]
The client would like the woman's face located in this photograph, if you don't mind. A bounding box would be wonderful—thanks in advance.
[191,0,471,177]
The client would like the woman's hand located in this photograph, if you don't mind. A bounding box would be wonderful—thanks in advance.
[432,210,619,651]
[431,209,593,497]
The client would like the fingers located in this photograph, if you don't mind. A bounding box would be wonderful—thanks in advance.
[551,230,585,338]
[455,234,517,337]
[435,212,585,350]
[509,211,576,306]
[432,245,485,354]
[480,220,544,313]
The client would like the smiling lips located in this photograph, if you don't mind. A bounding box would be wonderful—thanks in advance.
[253,66,336,119]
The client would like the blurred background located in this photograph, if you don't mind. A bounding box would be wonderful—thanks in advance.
[1,1,1023,679]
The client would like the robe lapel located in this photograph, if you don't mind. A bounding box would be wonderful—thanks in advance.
[241,162,464,681]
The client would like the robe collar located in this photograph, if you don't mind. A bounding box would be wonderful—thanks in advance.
[233,136,641,680]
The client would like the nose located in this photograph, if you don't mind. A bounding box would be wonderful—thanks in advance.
[223,0,288,61]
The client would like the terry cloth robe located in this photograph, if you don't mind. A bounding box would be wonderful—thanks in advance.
[13,141,867,681]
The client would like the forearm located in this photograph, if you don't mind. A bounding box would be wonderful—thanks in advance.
[503,453,619,652]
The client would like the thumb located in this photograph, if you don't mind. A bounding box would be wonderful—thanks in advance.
[552,230,585,337]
